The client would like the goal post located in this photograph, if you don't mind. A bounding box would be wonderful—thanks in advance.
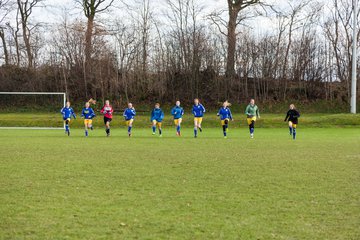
[0,92,67,130]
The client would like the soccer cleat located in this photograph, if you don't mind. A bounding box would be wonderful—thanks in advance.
[159,134,162,137]
[224,136,227,139]
[250,133,254,139]
[107,133,110,137]
[152,132,156,135]
[194,135,197,138]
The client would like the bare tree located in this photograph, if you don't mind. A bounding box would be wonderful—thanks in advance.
[0,0,13,23]
[0,0,15,65]
[76,0,114,98]
[6,10,22,67]
[165,0,206,99]
[225,0,260,77]
[0,27,9,65]
[16,0,42,68]
[323,0,360,101]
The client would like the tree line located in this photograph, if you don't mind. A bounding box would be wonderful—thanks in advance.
[0,0,359,107]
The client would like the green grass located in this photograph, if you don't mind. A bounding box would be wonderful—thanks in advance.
[0,128,359,239]
[0,113,360,128]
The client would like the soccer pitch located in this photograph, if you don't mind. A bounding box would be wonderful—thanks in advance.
[0,127,359,239]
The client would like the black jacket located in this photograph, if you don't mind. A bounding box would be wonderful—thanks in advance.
[284,109,300,124]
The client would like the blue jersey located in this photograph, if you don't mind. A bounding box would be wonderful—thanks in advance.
[61,107,76,120]
[217,107,233,120]
[81,107,95,119]
[192,104,206,117]
[123,108,136,120]
[151,108,164,122]
[171,106,184,119]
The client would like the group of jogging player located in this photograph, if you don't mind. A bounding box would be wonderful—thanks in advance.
[60,98,300,139]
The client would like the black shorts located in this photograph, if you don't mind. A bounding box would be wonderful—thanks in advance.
[104,117,112,124]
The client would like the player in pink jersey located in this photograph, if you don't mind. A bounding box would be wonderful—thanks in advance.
[100,100,114,137]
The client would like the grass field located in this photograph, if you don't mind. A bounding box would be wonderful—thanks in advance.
[0,126,359,239]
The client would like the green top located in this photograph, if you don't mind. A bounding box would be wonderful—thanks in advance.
[245,104,260,118]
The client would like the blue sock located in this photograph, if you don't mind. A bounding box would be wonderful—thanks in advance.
[224,131,227,137]
[65,125,69,131]
[289,127,293,135]
[194,128,197,137]
[250,128,254,134]
[152,126,156,133]
[176,125,180,133]
[128,126,132,133]
[293,128,296,139]
[85,130,88,136]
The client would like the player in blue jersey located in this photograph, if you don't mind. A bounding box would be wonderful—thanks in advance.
[123,103,136,137]
[171,100,184,136]
[192,98,206,138]
[60,101,76,136]
[81,101,96,137]
[150,103,164,137]
[217,101,233,138]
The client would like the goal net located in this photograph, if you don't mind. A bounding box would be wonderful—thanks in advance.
[0,92,66,129]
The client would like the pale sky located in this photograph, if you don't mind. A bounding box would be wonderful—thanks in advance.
[1,0,332,48]
[31,0,292,29]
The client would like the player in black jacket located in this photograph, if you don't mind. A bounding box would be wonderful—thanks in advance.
[284,104,300,140]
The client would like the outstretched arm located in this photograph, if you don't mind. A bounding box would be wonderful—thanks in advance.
[72,111,76,119]
[245,105,250,115]
[160,110,164,121]
[284,111,289,121]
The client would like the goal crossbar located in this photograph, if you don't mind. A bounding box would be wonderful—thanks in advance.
[0,92,67,130]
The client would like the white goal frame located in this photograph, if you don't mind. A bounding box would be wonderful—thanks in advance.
[0,92,66,130]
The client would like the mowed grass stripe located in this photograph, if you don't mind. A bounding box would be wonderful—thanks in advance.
[0,128,359,239]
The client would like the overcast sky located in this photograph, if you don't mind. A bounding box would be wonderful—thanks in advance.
[4,0,331,37]
[33,0,294,27]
